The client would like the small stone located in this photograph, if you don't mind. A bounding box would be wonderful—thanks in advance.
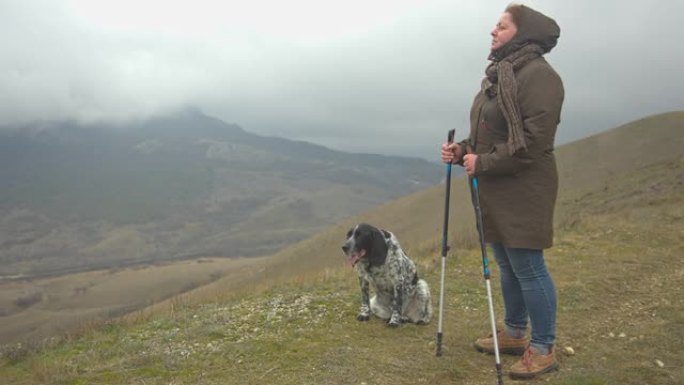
[618,332,626,338]
[562,346,575,356]
[608,332,615,338]
[654,359,665,368]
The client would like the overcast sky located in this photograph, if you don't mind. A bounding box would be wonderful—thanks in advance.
[2,0,682,160]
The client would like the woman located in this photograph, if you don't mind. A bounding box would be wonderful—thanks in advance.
[441,4,564,380]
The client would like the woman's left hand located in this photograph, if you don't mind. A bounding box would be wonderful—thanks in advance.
[463,154,478,176]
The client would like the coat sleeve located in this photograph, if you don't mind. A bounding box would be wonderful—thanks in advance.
[475,63,564,176]
[453,139,469,165]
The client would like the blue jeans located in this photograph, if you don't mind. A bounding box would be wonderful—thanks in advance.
[490,243,557,354]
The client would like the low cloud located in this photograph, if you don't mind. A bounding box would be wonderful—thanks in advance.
[1,0,682,159]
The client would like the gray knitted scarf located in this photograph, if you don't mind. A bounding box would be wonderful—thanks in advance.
[482,43,544,155]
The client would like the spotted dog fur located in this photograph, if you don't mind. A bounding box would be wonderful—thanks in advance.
[342,223,432,327]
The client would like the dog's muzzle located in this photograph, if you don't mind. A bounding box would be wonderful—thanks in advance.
[342,243,365,267]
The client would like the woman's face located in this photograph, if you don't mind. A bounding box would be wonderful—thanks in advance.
[491,12,518,51]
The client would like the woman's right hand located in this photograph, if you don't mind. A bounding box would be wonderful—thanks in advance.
[440,142,462,164]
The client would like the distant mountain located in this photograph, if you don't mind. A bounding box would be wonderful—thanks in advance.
[0,110,443,277]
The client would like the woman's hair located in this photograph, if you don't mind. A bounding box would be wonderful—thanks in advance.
[505,3,524,27]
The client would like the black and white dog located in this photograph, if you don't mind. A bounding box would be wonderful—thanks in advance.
[342,223,432,327]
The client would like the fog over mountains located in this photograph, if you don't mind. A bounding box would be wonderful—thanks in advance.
[3,1,682,159]
[0,110,443,278]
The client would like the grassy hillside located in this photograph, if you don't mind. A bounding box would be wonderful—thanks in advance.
[0,257,274,346]
[0,112,682,384]
[248,111,684,281]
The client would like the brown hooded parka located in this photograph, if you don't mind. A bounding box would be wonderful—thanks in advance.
[461,6,564,249]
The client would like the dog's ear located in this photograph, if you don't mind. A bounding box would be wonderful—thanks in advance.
[346,226,355,239]
[367,228,388,267]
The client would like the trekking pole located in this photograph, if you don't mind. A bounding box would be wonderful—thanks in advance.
[436,129,455,357]
[470,176,504,385]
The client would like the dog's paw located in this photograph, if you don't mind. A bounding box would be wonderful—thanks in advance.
[357,305,370,321]
[387,313,401,327]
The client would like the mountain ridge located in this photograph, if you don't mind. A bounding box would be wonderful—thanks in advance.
[0,110,443,277]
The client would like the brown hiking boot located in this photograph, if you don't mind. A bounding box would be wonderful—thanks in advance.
[474,330,528,355]
[509,346,559,380]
